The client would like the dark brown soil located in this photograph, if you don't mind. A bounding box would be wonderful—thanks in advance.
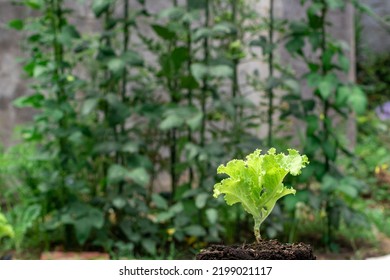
[196,239,316,260]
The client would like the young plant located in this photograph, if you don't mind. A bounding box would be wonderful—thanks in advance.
[213,148,309,242]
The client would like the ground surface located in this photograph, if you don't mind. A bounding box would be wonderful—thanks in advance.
[196,239,316,260]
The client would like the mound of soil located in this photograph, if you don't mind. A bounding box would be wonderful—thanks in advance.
[196,239,316,260]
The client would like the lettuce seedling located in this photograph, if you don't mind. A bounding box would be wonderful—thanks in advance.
[213,148,309,242]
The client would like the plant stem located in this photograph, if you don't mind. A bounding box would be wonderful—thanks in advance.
[320,1,330,172]
[267,0,275,148]
[49,0,67,198]
[254,219,261,243]
[169,0,178,203]
[231,0,240,154]
[119,0,130,195]
[200,0,209,186]
[186,2,194,186]
[320,0,332,249]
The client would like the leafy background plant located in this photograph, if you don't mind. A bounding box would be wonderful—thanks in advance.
[0,0,389,259]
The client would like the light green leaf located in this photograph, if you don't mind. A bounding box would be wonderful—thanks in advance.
[206,209,218,224]
[127,167,150,186]
[121,142,139,153]
[338,54,350,73]
[186,111,203,131]
[318,79,333,100]
[336,86,351,107]
[142,239,156,255]
[209,65,233,78]
[214,148,308,240]
[0,213,14,240]
[112,197,127,209]
[107,164,128,183]
[122,50,143,66]
[191,63,208,82]
[158,7,185,20]
[92,0,113,17]
[81,98,99,115]
[33,65,47,78]
[24,0,44,9]
[152,193,168,210]
[348,86,367,115]
[108,58,125,74]
[155,211,174,223]
[195,193,209,209]
[184,225,206,237]
[326,0,345,9]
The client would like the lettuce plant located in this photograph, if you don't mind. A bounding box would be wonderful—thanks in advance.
[213,148,309,242]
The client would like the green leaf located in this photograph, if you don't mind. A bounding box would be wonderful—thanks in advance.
[13,93,44,108]
[322,140,337,161]
[285,37,304,54]
[24,0,44,9]
[336,86,351,107]
[92,0,112,17]
[326,0,345,9]
[158,7,185,20]
[112,197,127,209]
[184,225,206,237]
[151,24,176,40]
[155,211,174,223]
[62,203,104,245]
[212,22,235,36]
[8,19,24,30]
[81,98,99,115]
[338,54,350,73]
[188,0,207,10]
[338,184,358,198]
[33,65,47,78]
[159,106,202,131]
[195,193,209,209]
[205,209,218,224]
[214,148,308,240]
[58,25,81,46]
[348,86,367,115]
[93,142,121,154]
[122,50,144,66]
[284,79,301,93]
[191,63,208,82]
[318,75,337,100]
[108,164,128,183]
[108,58,125,74]
[127,167,150,186]
[318,82,332,100]
[159,112,184,131]
[0,213,14,240]
[209,65,233,78]
[186,110,203,131]
[306,72,322,88]
[152,194,168,210]
[121,142,139,153]
[193,27,211,41]
[306,115,319,135]
[142,239,156,255]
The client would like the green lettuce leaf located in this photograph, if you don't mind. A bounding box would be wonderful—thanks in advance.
[213,148,308,241]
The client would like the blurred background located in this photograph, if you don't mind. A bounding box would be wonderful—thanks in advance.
[0,0,389,260]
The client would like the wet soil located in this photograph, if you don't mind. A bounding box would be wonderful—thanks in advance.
[196,239,316,260]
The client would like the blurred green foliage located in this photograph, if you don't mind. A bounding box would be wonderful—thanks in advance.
[0,0,388,259]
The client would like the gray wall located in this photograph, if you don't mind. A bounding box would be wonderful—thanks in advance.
[360,0,390,56]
